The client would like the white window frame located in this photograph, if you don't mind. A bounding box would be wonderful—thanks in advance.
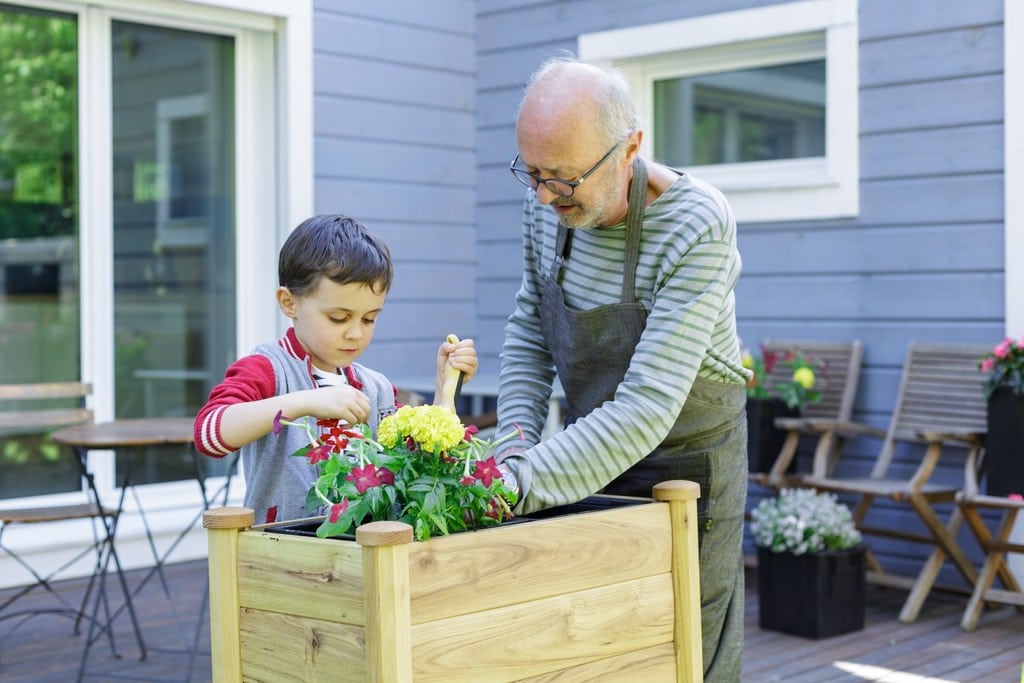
[579,0,858,223]
[1006,0,1023,339]
[0,0,312,586]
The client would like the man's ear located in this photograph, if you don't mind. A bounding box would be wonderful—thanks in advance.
[623,129,643,165]
[276,287,297,318]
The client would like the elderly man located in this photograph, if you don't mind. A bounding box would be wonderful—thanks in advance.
[494,55,750,681]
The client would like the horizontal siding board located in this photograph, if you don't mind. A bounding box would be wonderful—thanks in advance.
[738,223,1003,274]
[315,54,474,109]
[858,0,1003,41]
[858,175,1003,224]
[860,124,1002,180]
[314,179,474,224]
[734,272,1003,320]
[314,0,475,35]
[315,138,475,184]
[860,25,1003,88]
[861,75,1003,133]
[316,99,474,146]
[313,14,474,69]
[368,223,475,262]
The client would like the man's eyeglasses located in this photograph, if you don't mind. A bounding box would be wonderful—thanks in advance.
[509,140,622,198]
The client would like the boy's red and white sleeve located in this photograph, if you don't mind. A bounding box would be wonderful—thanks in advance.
[193,355,277,457]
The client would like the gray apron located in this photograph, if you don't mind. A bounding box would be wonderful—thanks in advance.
[537,157,747,682]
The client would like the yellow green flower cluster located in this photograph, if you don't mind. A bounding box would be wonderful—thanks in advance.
[378,404,465,453]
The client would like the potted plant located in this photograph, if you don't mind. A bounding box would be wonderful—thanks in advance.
[742,344,823,474]
[749,488,865,639]
[978,337,1024,497]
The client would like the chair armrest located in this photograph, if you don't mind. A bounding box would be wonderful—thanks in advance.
[917,430,987,496]
[784,418,886,440]
[916,429,985,447]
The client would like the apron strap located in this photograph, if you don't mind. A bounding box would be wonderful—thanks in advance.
[621,157,646,305]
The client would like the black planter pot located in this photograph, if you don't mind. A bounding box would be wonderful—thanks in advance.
[746,398,799,474]
[984,387,1024,497]
[756,545,866,639]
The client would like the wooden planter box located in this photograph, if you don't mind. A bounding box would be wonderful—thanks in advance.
[203,480,702,682]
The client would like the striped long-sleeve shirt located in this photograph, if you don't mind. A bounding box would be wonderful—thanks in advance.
[495,170,751,514]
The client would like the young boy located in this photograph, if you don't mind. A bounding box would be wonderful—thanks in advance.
[194,214,477,524]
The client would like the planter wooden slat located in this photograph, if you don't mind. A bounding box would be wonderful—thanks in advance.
[410,574,674,681]
[239,609,366,682]
[237,533,365,624]
[203,480,703,682]
[405,502,671,622]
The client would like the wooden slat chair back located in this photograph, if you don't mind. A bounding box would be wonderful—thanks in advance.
[0,382,117,633]
[749,339,863,487]
[801,342,990,623]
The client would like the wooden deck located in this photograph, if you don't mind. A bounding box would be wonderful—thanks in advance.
[0,559,1021,682]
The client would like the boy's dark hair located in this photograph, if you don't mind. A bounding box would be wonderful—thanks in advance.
[278,214,393,296]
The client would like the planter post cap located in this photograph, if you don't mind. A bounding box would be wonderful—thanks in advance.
[652,479,701,501]
[202,506,256,529]
[356,520,414,547]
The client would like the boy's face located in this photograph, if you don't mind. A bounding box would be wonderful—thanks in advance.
[277,277,387,372]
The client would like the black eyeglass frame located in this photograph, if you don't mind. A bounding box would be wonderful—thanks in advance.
[509,139,624,197]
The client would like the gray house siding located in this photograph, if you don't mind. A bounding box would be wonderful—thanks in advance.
[474,0,1005,583]
[311,1,477,379]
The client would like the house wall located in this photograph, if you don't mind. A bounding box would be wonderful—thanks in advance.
[475,0,1005,581]
[310,1,477,380]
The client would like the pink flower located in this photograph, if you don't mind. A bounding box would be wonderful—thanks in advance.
[272,410,290,435]
[994,339,1012,358]
[471,456,503,488]
[1008,493,1023,501]
[346,464,386,493]
[328,499,349,523]
[980,358,996,373]
[306,444,332,465]
[463,424,479,441]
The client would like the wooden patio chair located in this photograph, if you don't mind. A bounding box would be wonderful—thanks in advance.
[947,438,1024,630]
[748,339,863,489]
[798,342,990,623]
[0,382,122,653]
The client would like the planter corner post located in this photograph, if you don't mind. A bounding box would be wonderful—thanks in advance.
[653,479,703,682]
[202,506,255,683]
[357,520,415,683]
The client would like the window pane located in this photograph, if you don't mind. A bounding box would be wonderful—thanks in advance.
[0,4,81,498]
[111,22,236,484]
[654,59,826,167]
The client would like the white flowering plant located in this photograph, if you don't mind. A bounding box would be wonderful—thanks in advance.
[749,488,862,555]
[275,404,521,542]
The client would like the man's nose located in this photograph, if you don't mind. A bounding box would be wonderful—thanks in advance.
[534,182,561,205]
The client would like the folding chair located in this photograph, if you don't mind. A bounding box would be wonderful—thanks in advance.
[799,342,990,623]
[0,382,143,674]
[748,339,864,489]
[950,440,1024,630]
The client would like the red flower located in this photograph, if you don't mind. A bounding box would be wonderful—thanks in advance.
[460,474,476,486]
[472,456,503,488]
[463,424,479,441]
[377,467,395,486]
[306,444,332,465]
[328,499,349,523]
[346,464,386,493]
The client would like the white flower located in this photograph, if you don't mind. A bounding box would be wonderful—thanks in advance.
[749,488,862,554]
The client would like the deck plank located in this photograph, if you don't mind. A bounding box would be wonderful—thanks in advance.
[0,561,1021,682]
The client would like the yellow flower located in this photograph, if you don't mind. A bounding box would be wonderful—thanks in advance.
[793,367,815,389]
[407,405,465,453]
[742,352,755,370]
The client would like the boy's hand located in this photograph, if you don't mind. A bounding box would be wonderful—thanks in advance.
[310,384,371,425]
[437,336,478,383]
